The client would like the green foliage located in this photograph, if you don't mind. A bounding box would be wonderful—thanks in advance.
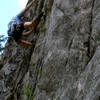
[0,35,7,53]
[23,86,34,100]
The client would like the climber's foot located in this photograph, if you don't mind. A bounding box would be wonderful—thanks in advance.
[33,12,44,26]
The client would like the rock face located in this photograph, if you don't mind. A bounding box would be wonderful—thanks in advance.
[0,0,100,100]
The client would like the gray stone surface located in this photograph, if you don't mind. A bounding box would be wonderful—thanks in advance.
[0,0,100,100]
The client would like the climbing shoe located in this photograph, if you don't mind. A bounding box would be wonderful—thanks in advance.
[34,12,44,26]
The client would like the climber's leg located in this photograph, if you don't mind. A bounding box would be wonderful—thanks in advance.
[24,12,43,29]
[24,20,37,29]
[17,39,32,46]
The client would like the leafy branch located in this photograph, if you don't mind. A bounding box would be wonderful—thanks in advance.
[0,35,7,53]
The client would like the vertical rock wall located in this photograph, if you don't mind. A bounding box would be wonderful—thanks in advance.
[0,0,100,100]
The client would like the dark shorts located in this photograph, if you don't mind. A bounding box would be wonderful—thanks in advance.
[12,22,24,42]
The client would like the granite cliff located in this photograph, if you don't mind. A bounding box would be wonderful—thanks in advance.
[0,0,100,100]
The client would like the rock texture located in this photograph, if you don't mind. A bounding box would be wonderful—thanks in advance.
[0,0,100,100]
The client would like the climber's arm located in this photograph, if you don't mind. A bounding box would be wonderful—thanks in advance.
[17,40,32,46]
[21,0,36,15]
[22,29,34,37]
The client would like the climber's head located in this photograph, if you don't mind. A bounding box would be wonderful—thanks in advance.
[21,16,25,22]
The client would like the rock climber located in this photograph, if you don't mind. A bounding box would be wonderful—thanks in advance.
[7,0,43,46]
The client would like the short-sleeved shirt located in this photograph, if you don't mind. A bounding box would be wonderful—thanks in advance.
[8,13,23,28]
[7,13,25,41]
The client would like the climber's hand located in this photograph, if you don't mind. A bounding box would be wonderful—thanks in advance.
[21,0,36,15]
[31,0,36,4]
[32,0,36,2]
